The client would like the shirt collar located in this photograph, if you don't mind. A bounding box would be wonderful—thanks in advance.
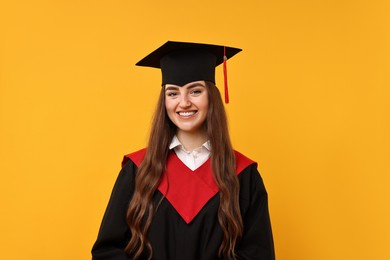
[169,135,211,151]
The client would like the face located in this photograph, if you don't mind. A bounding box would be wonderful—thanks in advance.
[165,80,209,135]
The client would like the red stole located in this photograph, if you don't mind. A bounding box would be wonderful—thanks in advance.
[123,148,255,224]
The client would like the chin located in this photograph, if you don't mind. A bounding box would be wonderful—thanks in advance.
[175,124,197,132]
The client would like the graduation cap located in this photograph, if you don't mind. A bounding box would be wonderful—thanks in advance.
[136,41,242,103]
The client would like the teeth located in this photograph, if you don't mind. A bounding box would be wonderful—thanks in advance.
[179,111,195,117]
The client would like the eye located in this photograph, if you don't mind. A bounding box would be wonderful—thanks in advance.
[190,89,202,95]
[166,91,178,97]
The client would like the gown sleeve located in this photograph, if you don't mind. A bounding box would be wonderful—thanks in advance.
[236,164,275,260]
[91,161,136,260]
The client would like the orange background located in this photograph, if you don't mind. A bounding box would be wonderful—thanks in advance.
[1,0,389,259]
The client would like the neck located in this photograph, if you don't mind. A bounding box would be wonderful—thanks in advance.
[176,129,208,152]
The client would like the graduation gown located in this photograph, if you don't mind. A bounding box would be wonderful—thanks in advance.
[92,149,275,260]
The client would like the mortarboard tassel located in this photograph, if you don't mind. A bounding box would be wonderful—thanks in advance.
[223,46,229,104]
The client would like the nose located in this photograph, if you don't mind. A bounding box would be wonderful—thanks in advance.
[179,95,191,108]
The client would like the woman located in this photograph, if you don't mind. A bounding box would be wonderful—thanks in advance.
[92,41,275,260]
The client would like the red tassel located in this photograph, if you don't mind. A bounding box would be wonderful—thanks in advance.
[223,46,229,104]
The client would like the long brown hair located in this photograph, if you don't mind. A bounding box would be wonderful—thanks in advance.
[125,81,243,259]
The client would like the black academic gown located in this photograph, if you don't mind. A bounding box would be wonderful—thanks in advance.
[92,149,275,260]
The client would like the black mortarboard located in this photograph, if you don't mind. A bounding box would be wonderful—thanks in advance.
[136,41,242,103]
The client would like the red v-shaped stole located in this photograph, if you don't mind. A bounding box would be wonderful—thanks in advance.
[123,149,255,224]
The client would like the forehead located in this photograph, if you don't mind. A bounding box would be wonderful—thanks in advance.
[165,80,206,89]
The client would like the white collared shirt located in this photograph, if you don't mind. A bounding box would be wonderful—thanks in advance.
[169,136,211,171]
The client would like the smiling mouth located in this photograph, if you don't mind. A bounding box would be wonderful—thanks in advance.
[177,111,197,117]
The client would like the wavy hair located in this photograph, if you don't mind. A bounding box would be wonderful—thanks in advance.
[125,81,243,259]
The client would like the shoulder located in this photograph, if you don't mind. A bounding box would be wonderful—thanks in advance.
[234,150,266,193]
[115,149,146,188]
[234,150,258,175]
[122,148,147,168]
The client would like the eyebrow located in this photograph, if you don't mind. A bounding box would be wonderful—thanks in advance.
[165,82,206,92]
[165,86,179,91]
